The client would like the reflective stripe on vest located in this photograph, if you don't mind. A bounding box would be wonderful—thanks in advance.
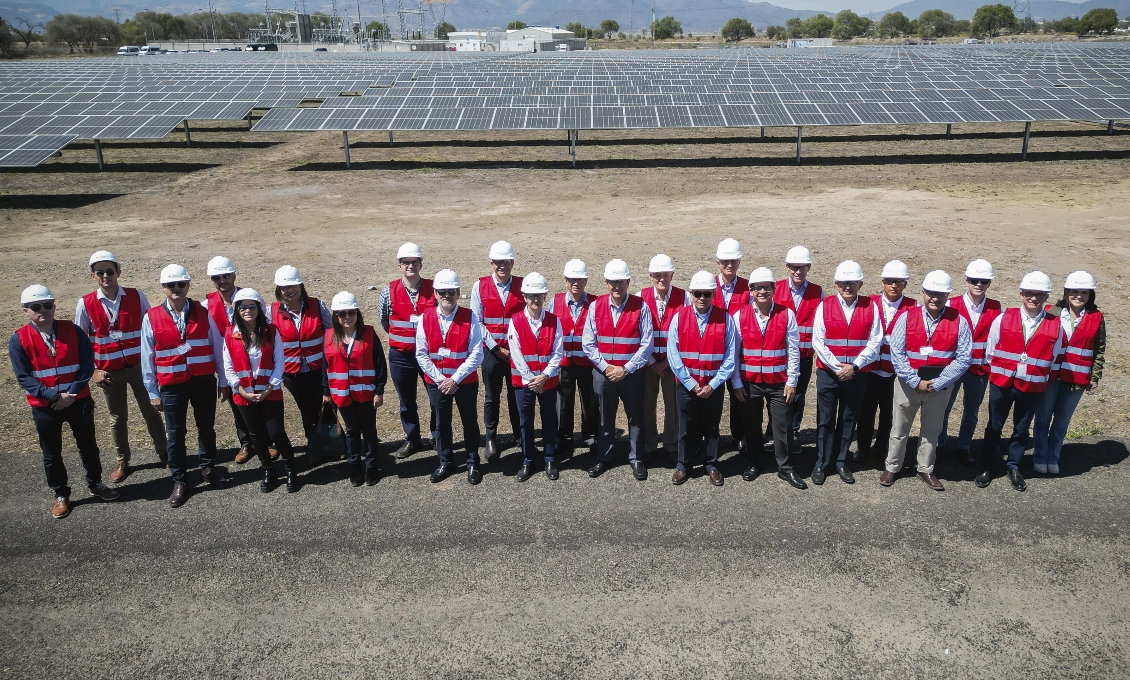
[147,302,215,387]
[323,325,378,406]
[552,292,592,368]
[640,286,686,358]
[949,295,1002,377]
[388,278,435,351]
[421,306,479,385]
[774,279,821,359]
[17,321,92,408]
[510,311,561,390]
[904,307,961,370]
[272,298,325,373]
[593,295,643,367]
[739,304,789,384]
[1059,310,1101,385]
[817,295,877,372]
[988,307,1060,393]
[478,276,524,347]
[82,287,143,371]
[676,306,728,387]
[874,297,918,377]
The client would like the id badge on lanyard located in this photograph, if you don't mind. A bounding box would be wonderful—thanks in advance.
[166,303,191,355]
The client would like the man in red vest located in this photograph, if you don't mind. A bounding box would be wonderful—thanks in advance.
[978,271,1064,492]
[202,255,254,465]
[714,238,749,455]
[377,242,436,461]
[774,246,823,450]
[640,253,684,462]
[811,260,883,485]
[74,250,166,484]
[882,271,972,491]
[666,271,738,486]
[470,240,523,461]
[9,285,120,519]
[547,259,596,457]
[581,259,655,480]
[941,259,1001,466]
[141,264,231,508]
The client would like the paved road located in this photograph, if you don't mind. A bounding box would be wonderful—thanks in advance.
[1,438,1127,678]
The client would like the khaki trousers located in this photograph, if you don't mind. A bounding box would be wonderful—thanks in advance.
[98,363,167,462]
[885,379,951,474]
[642,366,678,455]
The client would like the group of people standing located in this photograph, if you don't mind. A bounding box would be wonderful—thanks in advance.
[9,239,1105,518]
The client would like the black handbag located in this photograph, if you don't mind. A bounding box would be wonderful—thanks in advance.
[308,402,347,460]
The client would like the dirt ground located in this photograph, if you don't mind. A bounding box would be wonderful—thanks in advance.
[1,120,1128,677]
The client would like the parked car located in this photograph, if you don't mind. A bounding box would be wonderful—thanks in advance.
[117,45,140,55]
[246,43,280,51]
[139,45,163,55]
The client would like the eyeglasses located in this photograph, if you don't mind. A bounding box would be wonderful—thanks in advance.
[163,281,188,290]
[93,269,117,277]
[718,260,739,267]
[1020,291,1047,299]
[399,259,421,267]
[236,304,258,311]
[751,284,774,292]
[210,273,233,281]
[882,278,907,285]
[835,281,859,288]
[923,290,949,298]
[967,278,991,286]
[692,291,714,299]
[786,264,810,272]
[524,293,546,298]
[491,260,513,266]
[25,301,54,312]
[334,309,358,316]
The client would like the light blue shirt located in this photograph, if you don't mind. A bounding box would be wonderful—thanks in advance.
[141,299,228,400]
[889,306,973,391]
[414,307,484,385]
[665,309,738,392]
[580,295,655,374]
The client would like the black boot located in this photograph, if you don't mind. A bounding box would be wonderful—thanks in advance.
[285,462,299,493]
[260,464,277,493]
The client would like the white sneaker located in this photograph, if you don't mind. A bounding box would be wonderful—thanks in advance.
[1033,463,1048,474]
[1047,464,1060,475]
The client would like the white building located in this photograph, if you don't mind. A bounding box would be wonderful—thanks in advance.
[448,30,488,51]
[498,26,585,52]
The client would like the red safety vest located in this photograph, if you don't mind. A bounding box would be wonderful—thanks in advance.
[510,312,561,390]
[147,301,216,387]
[82,287,143,371]
[713,275,750,314]
[225,326,283,407]
[1059,309,1102,385]
[676,306,729,387]
[816,295,877,372]
[874,297,918,377]
[988,308,1060,393]
[551,292,591,368]
[903,308,961,370]
[592,294,644,367]
[774,280,822,359]
[387,278,435,352]
[323,325,378,407]
[739,304,790,385]
[477,275,524,349]
[420,307,479,385]
[17,321,91,408]
[641,285,686,359]
[271,298,325,373]
[205,289,237,337]
[948,295,1001,377]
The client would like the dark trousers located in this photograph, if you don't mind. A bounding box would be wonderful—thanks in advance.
[426,381,480,468]
[791,356,814,435]
[160,374,218,482]
[338,399,379,471]
[557,362,596,444]
[675,383,724,471]
[282,369,324,441]
[228,398,251,449]
[481,348,520,441]
[728,386,744,447]
[857,373,895,456]
[235,399,295,466]
[815,368,869,472]
[740,381,795,472]
[516,385,558,464]
[593,367,645,463]
[982,383,1040,473]
[389,347,433,446]
[31,397,102,497]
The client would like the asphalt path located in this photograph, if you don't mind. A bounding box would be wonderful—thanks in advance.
[1,436,1127,678]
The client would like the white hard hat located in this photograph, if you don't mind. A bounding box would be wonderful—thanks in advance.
[748,267,775,285]
[489,240,516,261]
[1064,271,1095,290]
[785,245,813,265]
[330,291,360,311]
[881,260,910,280]
[562,259,589,279]
[1019,271,1053,293]
[834,260,864,282]
[433,269,461,290]
[604,259,631,281]
[232,288,265,306]
[716,238,743,260]
[649,254,675,273]
[89,250,119,267]
[160,264,191,284]
[274,265,303,286]
[521,272,549,294]
[397,242,423,260]
[21,284,55,304]
[207,256,236,276]
[964,259,995,280]
[688,270,717,291]
[922,270,953,294]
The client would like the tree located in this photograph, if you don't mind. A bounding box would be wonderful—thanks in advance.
[877,11,912,37]
[434,21,455,39]
[831,9,871,39]
[765,24,785,39]
[0,16,14,55]
[953,19,971,33]
[600,19,619,38]
[784,17,803,38]
[970,4,1018,37]
[721,17,754,41]
[1077,8,1118,35]
[565,22,591,38]
[651,16,682,39]
[801,14,834,37]
[917,9,955,38]
[366,20,390,40]
[46,14,120,52]
[506,20,526,30]
[12,17,43,47]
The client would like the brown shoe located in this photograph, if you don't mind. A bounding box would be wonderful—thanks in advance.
[110,460,130,484]
[234,445,253,464]
[395,440,417,459]
[51,496,71,519]
[89,483,120,501]
[269,447,279,461]
[169,481,189,508]
[708,469,724,486]
[672,468,688,485]
[879,470,897,486]
[917,471,945,491]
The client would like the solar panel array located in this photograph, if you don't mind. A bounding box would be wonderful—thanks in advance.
[1,44,1128,167]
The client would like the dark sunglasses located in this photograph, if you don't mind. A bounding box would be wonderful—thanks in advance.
[436,290,458,297]
[93,269,118,277]
[399,259,422,267]
[718,260,740,266]
[236,304,258,311]
[882,278,907,285]
[334,309,358,316]
[692,291,714,299]
[786,264,810,271]
[211,273,233,281]
[26,301,55,312]
[967,278,991,286]
[163,281,189,290]
[751,284,774,292]
[1020,291,1047,299]
[491,260,513,266]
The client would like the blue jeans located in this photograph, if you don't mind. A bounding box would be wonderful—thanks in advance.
[940,371,989,450]
[160,374,218,482]
[982,383,1040,473]
[1033,380,1086,467]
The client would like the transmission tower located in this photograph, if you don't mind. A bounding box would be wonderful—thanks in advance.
[1012,0,1032,29]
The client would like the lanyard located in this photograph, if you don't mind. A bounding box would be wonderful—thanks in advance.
[164,300,189,341]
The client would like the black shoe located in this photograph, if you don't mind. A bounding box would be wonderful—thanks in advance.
[960,448,976,466]
[737,441,748,455]
[349,466,364,487]
[285,467,299,493]
[394,440,417,460]
[201,466,229,485]
[588,461,608,478]
[516,463,533,483]
[365,468,380,486]
[837,466,856,484]
[742,465,760,482]
[467,467,482,485]
[557,443,574,460]
[975,471,992,488]
[631,460,648,481]
[778,470,808,490]
[429,465,450,484]
[260,465,277,493]
[811,467,826,485]
[545,461,559,480]
[1007,469,1027,492]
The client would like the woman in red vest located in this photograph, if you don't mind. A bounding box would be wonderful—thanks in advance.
[322,292,387,487]
[222,289,298,493]
[1033,271,1105,476]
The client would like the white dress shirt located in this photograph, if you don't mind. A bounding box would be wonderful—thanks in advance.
[415,307,485,385]
[811,294,884,370]
[74,285,152,334]
[223,328,285,391]
[469,274,515,350]
[730,303,801,388]
[984,307,1066,368]
[580,296,655,373]
[507,309,565,383]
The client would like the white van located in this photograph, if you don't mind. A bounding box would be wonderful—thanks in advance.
[139,45,163,55]
[117,45,140,55]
